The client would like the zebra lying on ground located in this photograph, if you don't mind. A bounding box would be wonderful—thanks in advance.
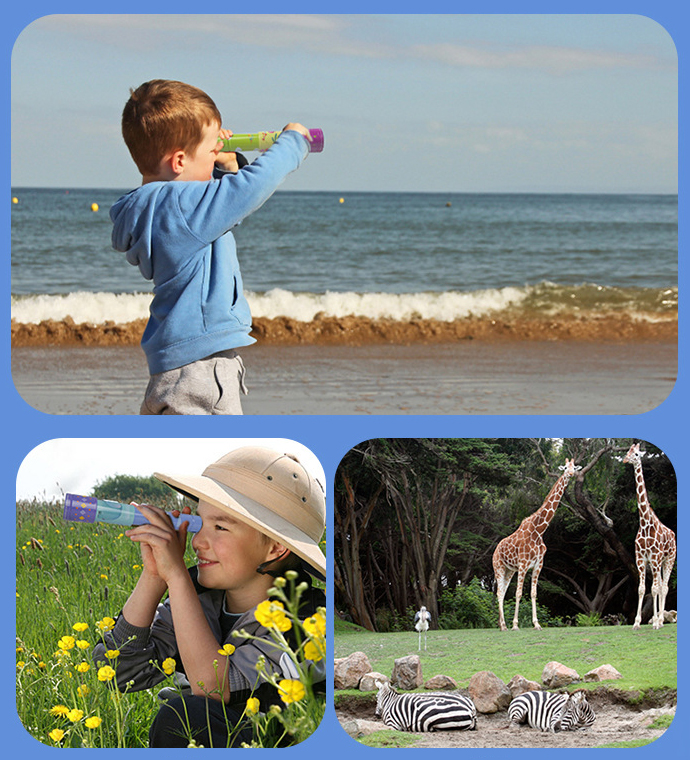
[375,681,477,732]
[508,690,596,732]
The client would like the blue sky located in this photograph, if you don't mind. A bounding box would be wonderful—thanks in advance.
[16,438,326,501]
[11,13,677,193]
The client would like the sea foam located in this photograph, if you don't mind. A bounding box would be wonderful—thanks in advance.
[11,287,529,325]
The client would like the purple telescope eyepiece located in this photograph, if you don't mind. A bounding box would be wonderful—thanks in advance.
[307,128,324,153]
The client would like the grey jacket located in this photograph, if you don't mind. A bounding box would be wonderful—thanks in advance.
[93,567,325,706]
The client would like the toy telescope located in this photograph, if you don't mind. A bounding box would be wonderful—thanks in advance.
[220,128,324,153]
[63,493,202,532]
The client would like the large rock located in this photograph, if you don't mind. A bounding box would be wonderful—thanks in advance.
[468,671,512,713]
[507,674,542,698]
[340,719,385,738]
[542,661,581,688]
[359,671,389,692]
[391,655,423,690]
[424,674,458,691]
[334,652,373,690]
[584,664,622,682]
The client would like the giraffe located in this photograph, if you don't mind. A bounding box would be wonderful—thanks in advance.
[493,459,579,631]
[623,443,676,630]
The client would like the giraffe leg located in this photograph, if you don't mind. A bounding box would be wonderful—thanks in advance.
[633,562,646,630]
[512,569,527,630]
[530,561,543,631]
[659,554,676,626]
[651,561,664,631]
[495,568,514,631]
[650,566,662,630]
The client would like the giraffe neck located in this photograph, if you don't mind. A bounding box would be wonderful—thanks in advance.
[633,460,654,526]
[529,472,571,534]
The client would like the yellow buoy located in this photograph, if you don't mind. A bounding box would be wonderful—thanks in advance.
[12,197,18,204]
[91,203,99,212]
[339,197,344,204]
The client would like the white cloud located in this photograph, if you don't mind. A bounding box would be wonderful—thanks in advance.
[411,42,672,74]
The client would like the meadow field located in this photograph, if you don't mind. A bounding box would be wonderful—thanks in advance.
[16,500,325,748]
[334,613,677,748]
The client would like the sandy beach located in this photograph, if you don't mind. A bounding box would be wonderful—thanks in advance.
[11,338,676,416]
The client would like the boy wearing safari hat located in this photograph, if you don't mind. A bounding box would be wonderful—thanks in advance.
[92,446,326,747]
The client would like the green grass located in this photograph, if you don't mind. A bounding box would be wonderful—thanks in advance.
[356,730,422,748]
[335,620,677,694]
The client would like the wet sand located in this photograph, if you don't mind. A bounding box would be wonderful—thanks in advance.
[11,341,676,415]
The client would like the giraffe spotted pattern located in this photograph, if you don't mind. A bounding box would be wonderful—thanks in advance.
[623,443,676,630]
[493,459,579,631]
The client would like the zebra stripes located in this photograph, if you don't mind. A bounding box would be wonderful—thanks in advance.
[509,690,596,732]
[375,681,477,732]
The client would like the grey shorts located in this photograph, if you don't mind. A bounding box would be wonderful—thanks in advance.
[140,350,248,416]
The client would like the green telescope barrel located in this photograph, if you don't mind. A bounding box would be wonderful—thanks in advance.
[63,493,201,532]
[220,128,324,153]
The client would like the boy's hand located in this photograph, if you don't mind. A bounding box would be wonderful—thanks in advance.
[214,128,242,173]
[282,123,312,144]
[126,503,191,584]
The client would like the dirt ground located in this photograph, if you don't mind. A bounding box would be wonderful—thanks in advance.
[336,691,676,748]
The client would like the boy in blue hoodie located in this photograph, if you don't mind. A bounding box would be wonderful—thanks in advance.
[111,79,311,414]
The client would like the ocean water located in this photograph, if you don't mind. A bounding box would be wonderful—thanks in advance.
[10,188,677,325]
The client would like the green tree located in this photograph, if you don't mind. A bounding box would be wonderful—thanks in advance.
[92,474,183,508]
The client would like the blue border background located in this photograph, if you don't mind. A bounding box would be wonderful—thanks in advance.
[4,1,686,755]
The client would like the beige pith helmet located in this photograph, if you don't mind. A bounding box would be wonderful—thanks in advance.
[154,446,326,578]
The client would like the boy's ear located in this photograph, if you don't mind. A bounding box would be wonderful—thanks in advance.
[169,149,186,176]
[268,542,290,561]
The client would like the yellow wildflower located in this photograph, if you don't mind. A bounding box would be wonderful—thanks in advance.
[277,679,305,704]
[96,617,116,632]
[16,661,25,670]
[50,705,70,717]
[105,649,120,660]
[97,665,116,682]
[85,716,102,729]
[254,600,292,632]
[72,622,88,632]
[58,635,76,650]
[162,657,176,676]
[303,612,326,638]
[67,708,83,723]
[304,640,324,662]
[217,643,236,656]
[76,640,90,650]
[99,574,108,580]
[48,728,65,743]
[245,697,261,715]
[77,685,90,698]
[76,661,90,673]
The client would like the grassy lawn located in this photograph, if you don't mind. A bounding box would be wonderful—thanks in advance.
[334,618,677,695]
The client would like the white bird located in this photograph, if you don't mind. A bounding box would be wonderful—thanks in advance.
[414,606,431,651]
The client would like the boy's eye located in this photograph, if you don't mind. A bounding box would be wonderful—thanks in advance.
[214,524,228,531]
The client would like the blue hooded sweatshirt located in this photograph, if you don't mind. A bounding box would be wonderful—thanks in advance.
[110,130,308,375]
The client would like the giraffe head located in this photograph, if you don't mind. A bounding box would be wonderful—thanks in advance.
[559,458,579,478]
[623,443,642,465]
